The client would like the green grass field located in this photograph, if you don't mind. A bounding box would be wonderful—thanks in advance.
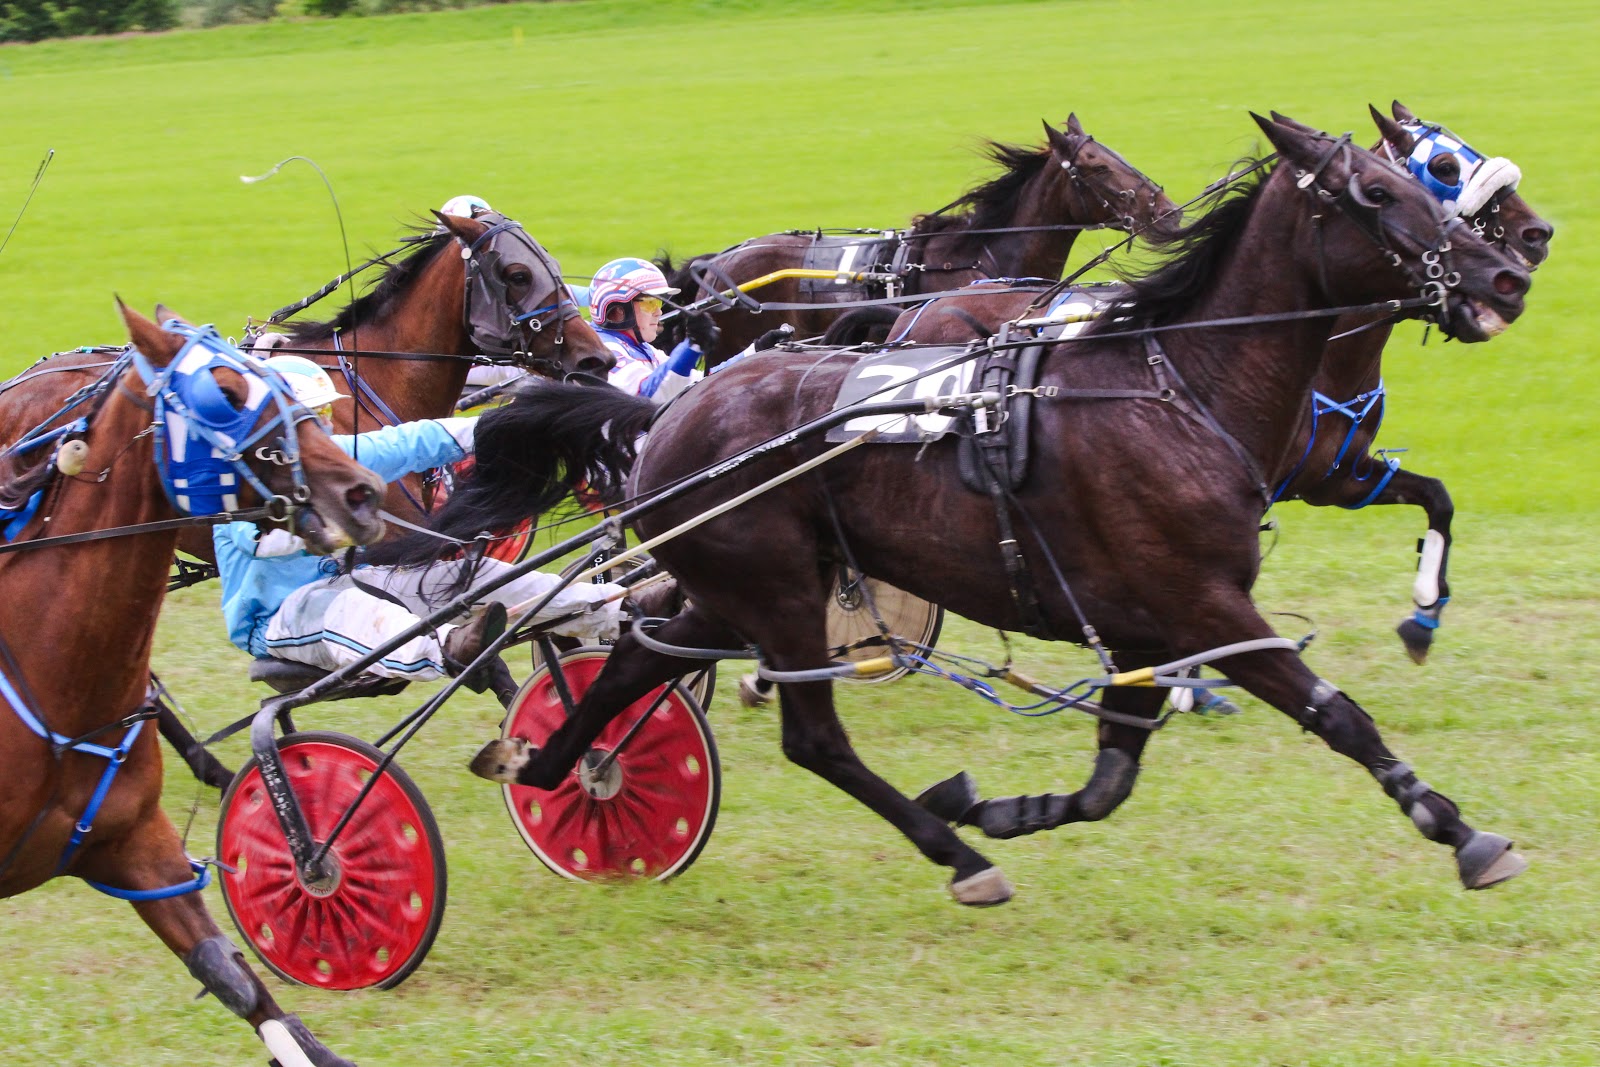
[2,1,1598,1064]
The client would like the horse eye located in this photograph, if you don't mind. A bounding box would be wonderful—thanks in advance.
[1427,155,1460,183]
[1364,184,1392,204]
[507,269,532,286]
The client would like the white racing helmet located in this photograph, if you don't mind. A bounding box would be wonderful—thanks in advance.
[264,355,350,414]
[440,194,492,219]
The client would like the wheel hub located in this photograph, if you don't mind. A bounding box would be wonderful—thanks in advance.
[297,848,343,898]
[577,748,623,800]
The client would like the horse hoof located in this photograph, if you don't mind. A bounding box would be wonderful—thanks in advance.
[1396,618,1433,665]
[469,737,534,783]
[916,771,980,824]
[1455,831,1528,890]
[949,866,1013,907]
[737,673,771,708]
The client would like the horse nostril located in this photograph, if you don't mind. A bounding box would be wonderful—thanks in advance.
[1493,269,1529,298]
[1523,224,1552,248]
[346,484,378,512]
[579,356,610,375]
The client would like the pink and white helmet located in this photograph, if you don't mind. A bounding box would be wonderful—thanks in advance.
[588,257,679,325]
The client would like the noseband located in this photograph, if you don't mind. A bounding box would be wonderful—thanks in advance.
[460,212,579,377]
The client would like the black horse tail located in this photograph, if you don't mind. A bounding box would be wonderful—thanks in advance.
[364,380,658,570]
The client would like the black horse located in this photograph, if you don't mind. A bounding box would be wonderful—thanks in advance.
[660,115,1179,362]
[888,102,1555,664]
[417,113,1533,905]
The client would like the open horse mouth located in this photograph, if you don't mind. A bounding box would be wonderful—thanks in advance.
[295,478,385,554]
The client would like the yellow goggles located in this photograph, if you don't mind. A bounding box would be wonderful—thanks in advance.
[634,296,664,314]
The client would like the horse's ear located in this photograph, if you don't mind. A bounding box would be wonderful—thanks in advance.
[1268,110,1320,135]
[118,298,184,368]
[153,303,188,327]
[1064,112,1085,136]
[1043,121,1077,156]
[1391,99,1419,123]
[433,209,489,245]
[1370,104,1415,157]
[1251,111,1325,169]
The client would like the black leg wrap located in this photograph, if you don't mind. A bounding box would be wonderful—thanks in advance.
[184,934,260,1020]
[915,771,982,825]
[1373,761,1458,842]
[969,749,1139,839]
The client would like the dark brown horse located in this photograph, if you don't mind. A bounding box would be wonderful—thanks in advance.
[887,102,1554,664]
[455,113,1532,905]
[663,115,1180,361]
[0,304,383,1065]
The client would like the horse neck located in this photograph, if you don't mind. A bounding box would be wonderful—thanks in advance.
[1162,183,1346,473]
[920,162,1082,282]
[311,254,473,432]
[0,385,176,733]
[1314,314,1393,400]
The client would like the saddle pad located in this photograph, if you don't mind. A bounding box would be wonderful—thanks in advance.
[1028,282,1126,340]
[824,346,979,443]
[799,235,900,300]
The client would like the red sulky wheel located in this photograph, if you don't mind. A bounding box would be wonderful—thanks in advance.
[502,648,719,881]
[216,731,446,991]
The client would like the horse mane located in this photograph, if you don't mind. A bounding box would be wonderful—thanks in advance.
[1088,156,1274,333]
[284,227,454,342]
[909,140,1053,249]
[0,363,120,510]
[363,379,655,581]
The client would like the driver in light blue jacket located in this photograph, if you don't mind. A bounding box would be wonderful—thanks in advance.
[215,356,623,692]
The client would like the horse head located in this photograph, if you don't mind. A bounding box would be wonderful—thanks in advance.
[1254,112,1529,343]
[122,302,385,552]
[433,211,613,379]
[1371,101,1552,269]
[1043,114,1183,239]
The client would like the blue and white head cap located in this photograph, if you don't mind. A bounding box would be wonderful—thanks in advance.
[1399,124,1521,218]
[588,257,679,325]
[440,194,492,220]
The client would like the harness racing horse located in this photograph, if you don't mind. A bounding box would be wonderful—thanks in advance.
[460,113,1532,905]
[0,209,612,789]
[887,103,1554,664]
[664,115,1180,362]
[0,304,383,1066]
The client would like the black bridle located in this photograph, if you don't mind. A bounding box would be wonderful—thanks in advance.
[1294,134,1465,331]
[458,212,580,378]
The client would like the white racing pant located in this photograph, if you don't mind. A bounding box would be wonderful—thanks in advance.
[262,559,623,681]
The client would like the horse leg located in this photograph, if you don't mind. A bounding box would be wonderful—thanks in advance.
[472,605,740,787]
[1180,594,1524,890]
[151,686,236,791]
[1301,466,1454,664]
[766,637,1014,905]
[918,658,1167,838]
[78,816,353,1066]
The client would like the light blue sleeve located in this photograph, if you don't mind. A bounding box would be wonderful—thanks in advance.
[331,421,467,484]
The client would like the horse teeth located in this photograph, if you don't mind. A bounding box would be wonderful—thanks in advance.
[1472,302,1508,337]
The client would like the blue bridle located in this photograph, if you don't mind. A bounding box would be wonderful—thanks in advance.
[0,321,314,897]
[131,319,317,518]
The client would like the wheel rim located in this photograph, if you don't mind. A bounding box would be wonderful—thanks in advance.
[826,573,943,682]
[503,652,717,881]
[218,736,445,990]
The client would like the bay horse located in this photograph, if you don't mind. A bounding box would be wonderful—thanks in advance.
[0,208,611,788]
[662,115,1180,362]
[0,304,383,1066]
[453,113,1533,904]
[886,102,1554,664]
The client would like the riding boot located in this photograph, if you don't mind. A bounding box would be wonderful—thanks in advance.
[443,602,508,694]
